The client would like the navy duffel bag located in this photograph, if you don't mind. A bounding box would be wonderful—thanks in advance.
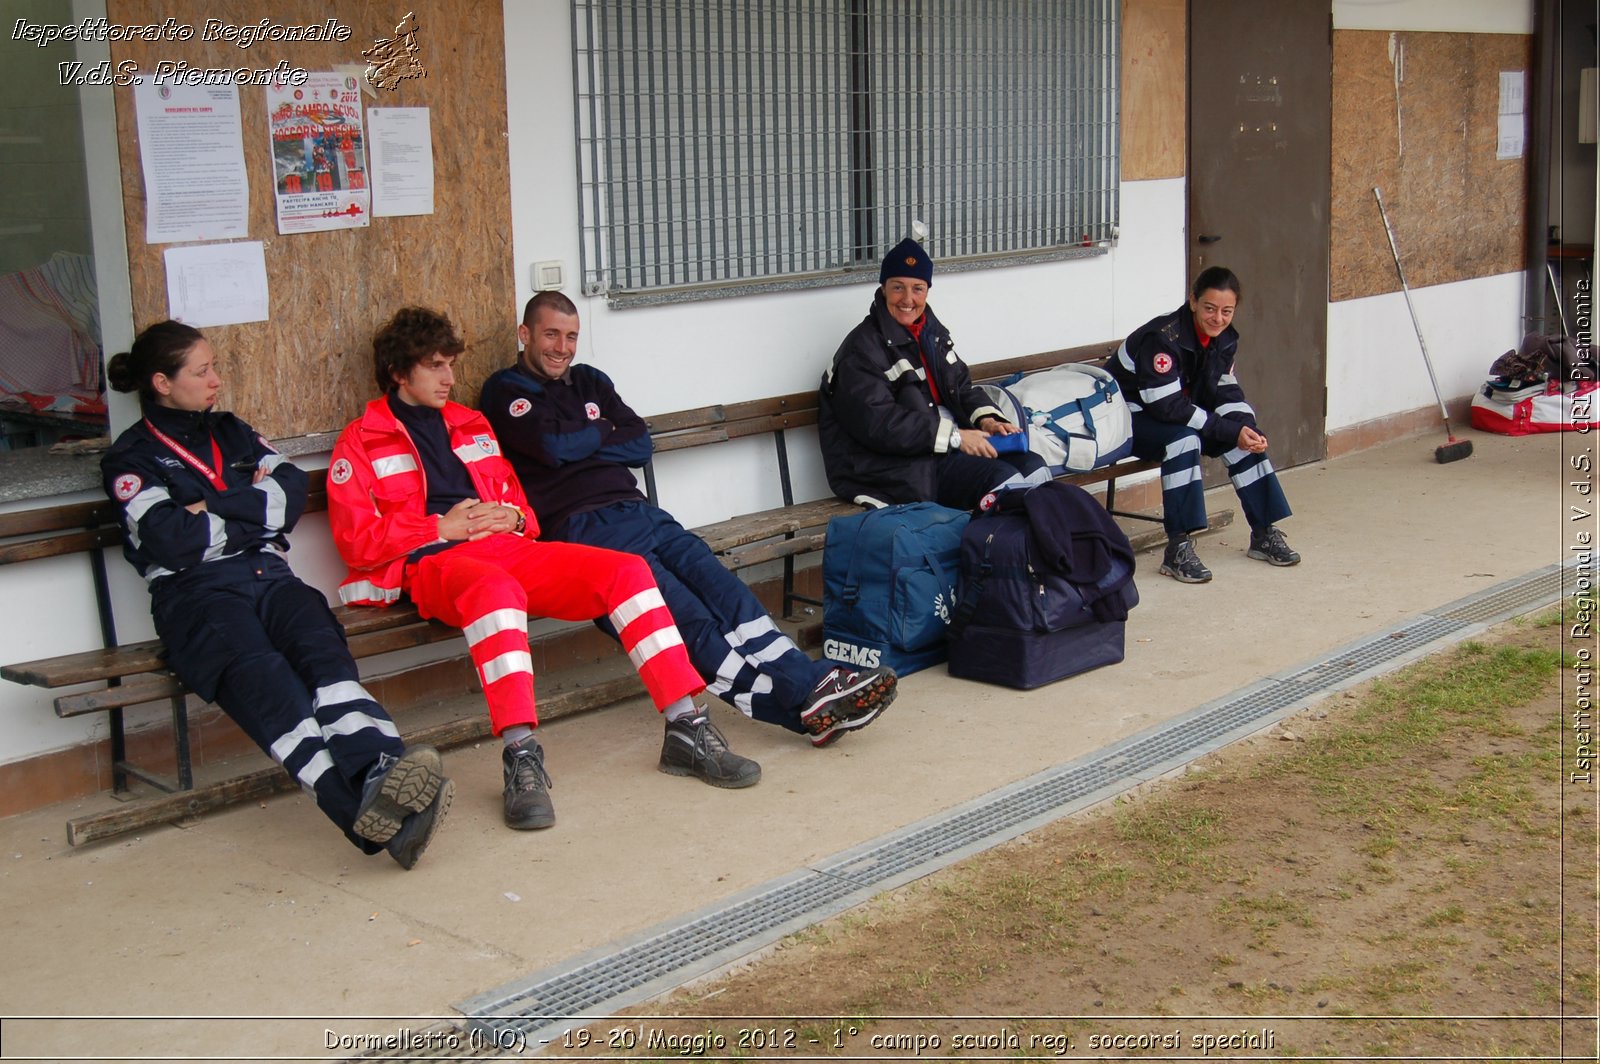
[947,484,1138,689]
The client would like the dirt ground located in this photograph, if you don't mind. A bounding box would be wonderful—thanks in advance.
[557,613,1598,1061]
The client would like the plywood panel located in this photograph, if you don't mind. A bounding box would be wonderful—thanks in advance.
[1121,0,1186,181]
[107,0,514,438]
[1330,29,1529,302]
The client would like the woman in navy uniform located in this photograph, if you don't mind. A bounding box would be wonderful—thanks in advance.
[100,321,450,868]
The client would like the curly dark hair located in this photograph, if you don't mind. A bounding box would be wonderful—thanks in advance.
[371,306,466,393]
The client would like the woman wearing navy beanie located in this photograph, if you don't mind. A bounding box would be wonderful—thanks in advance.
[818,233,1048,509]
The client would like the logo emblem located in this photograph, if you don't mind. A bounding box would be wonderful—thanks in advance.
[979,491,997,513]
[329,459,353,485]
[257,435,278,454]
[113,474,142,501]
[508,398,532,418]
[474,434,494,454]
[904,256,918,267]
[1152,353,1174,375]
[584,402,601,421]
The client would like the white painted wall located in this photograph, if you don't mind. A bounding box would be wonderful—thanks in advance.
[1331,0,1532,35]
[1326,272,1525,431]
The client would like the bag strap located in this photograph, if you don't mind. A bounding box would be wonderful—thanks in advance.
[947,528,995,639]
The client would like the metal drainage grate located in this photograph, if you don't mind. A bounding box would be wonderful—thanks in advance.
[457,562,1569,1048]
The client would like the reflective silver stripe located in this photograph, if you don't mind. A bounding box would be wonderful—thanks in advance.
[969,404,1004,425]
[627,628,685,670]
[1232,459,1277,490]
[258,453,287,473]
[1222,446,1251,464]
[1186,408,1210,431]
[339,580,402,604]
[1165,435,1201,459]
[452,439,500,464]
[610,588,667,631]
[1116,341,1136,373]
[709,649,745,687]
[1215,402,1254,418]
[1218,372,1239,385]
[724,615,778,646]
[141,564,176,584]
[481,649,534,685]
[296,749,334,791]
[372,454,417,479]
[1126,400,1143,413]
[125,485,172,523]
[322,710,401,740]
[883,358,916,383]
[945,349,959,364]
[464,607,527,647]
[256,476,288,532]
[270,718,321,763]
[1162,467,1204,491]
[1141,380,1181,403]
[312,680,375,712]
[199,512,229,562]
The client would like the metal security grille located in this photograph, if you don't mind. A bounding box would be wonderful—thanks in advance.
[571,0,1120,305]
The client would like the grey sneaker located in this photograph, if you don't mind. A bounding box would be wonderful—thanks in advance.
[801,666,897,748]
[1159,536,1213,584]
[387,777,453,870]
[503,739,556,830]
[659,714,761,788]
[1248,525,1301,566]
[353,745,444,844]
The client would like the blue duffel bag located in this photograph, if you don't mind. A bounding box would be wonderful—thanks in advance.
[822,502,970,677]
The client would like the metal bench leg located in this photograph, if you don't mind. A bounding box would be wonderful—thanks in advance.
[109,707,129,795]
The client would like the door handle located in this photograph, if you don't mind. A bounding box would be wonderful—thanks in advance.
[1198,234,1223,244]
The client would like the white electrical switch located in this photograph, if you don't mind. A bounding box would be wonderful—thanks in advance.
[532,261,564,291]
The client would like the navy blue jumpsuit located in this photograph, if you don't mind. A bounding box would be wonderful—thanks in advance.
[101,404,405,852]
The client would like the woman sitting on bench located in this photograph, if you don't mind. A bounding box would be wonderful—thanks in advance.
[100,321,451,870]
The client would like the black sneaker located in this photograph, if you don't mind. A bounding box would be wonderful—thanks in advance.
[503,739,555,830]
[387,777,453,870]
[353,745,444,844]
[1247,525,1301,566]
[659,714,761,789]
[801,666,897,748]
[1159,536,1213,584]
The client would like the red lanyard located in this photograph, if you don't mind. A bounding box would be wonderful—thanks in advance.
[144,418,228,492]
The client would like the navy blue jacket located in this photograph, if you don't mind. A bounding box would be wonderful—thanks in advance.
[1107,303,1256,449]
[478,360,649,535]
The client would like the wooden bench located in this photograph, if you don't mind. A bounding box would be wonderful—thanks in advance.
[2,340,1175,844]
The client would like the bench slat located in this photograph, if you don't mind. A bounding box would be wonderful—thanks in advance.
[696,497,861,554]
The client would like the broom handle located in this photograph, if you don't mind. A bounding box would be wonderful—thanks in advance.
[1373,187,1451,422]
[1547,262,1572,337]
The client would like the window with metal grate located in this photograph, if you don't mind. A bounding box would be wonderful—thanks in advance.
[572,0,1120,307]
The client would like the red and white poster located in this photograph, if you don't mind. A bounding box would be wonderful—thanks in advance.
[267,72,370,234]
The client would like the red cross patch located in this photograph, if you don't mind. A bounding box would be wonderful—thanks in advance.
[113,473,142,501]
[1152,353,1174,375]
[329,458,353,485]
[979,491,997,513]
[508,398,532,418]
[584,402,601,420]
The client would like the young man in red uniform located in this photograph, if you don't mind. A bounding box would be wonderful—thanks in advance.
[328,307,759,833]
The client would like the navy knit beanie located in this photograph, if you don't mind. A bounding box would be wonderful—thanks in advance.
[879,237,934,287]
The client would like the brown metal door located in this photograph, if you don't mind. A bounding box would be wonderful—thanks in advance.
[1188,0,1331,468]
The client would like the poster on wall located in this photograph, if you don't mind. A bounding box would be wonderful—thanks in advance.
[266,72,370,234]
[132,80,249,244]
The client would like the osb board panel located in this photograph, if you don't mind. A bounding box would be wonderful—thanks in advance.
[1121,0,1185,180]
[1330,29,1529,303]
[107,1,513,438]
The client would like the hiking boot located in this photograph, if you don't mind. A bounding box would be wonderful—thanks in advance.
[387,777,453,870]
[353,745,444,844]
[1247,525,1301,567]
[801,666,897,748]
[659,714,761,789]
[503,739,555,830]
[1159,536,1213,584]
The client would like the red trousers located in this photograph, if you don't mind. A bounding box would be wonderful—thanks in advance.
[406,535,703,734]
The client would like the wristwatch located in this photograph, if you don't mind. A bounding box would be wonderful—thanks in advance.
[949,427,963,451]
[511,508,526,535]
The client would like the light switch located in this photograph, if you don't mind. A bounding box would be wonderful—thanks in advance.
[532,261,564,291]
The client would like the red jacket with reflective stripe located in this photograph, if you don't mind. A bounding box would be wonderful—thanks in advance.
[328,397,537,606]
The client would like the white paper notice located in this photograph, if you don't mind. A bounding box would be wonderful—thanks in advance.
[132,80,250,245]
[267,72,371,233]
[369,108,435,217]
[1499,70,1526,115]
[1498,113,1526,160]
[164,243,269,327]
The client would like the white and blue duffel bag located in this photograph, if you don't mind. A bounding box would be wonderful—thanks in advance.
[986,363,1133,473]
